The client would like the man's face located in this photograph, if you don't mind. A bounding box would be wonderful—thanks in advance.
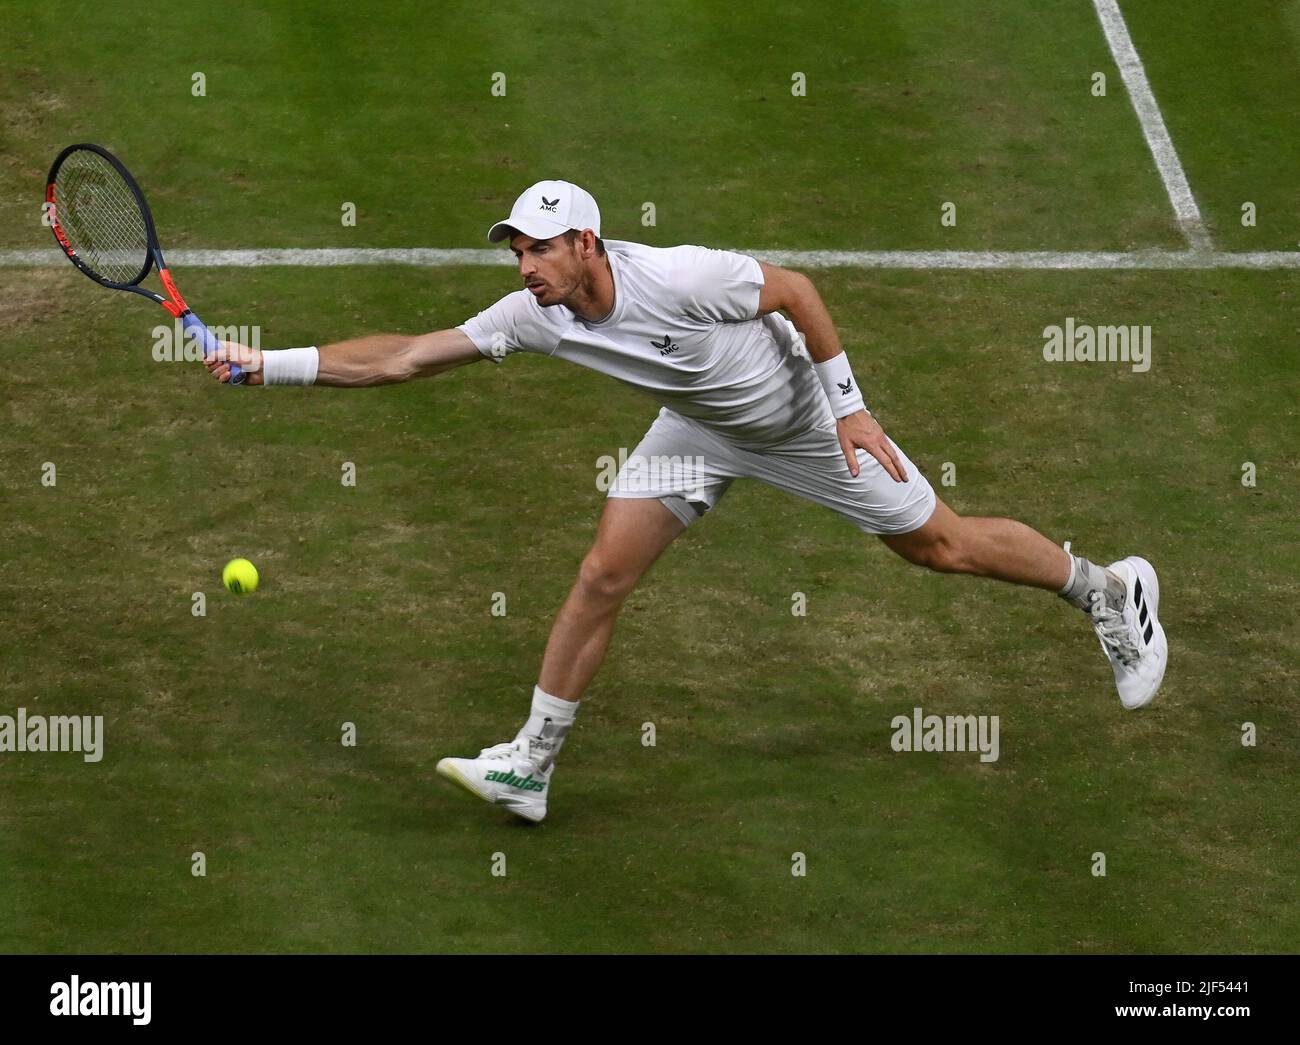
[510,232,583,307]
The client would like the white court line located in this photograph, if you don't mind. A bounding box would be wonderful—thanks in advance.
[1093,0,1211,251]
[4,6,1223,273]
[3,248,1298,269]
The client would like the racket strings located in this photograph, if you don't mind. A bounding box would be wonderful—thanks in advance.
[54,151,150,284]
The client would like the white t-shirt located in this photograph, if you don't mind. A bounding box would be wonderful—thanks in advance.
[456,239,835,448]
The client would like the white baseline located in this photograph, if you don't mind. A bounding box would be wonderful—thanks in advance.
[3,248,1299,270]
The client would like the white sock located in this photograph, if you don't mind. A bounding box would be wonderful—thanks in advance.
[1058,553,1125,613]
[514,685,579,770]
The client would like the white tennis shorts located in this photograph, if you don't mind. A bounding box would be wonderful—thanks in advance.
[607,407,937,535]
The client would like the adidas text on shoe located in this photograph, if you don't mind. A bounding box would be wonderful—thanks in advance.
[436,739,552,822]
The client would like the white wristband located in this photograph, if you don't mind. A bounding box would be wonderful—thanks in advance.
[261,347,319,386]
[814,352,867,418]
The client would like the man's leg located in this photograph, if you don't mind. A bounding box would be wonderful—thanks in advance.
[538,495,687,700]
[879,495,1167,709]
[436,495,687,820]
[877,497,1071,590]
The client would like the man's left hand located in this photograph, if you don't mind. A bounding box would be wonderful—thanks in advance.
[836,410,907,483]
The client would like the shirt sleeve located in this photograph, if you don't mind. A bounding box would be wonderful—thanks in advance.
[673,245,765,323]
[456,290,540,364]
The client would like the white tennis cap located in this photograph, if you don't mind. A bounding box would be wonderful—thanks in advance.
[487,180,601,243]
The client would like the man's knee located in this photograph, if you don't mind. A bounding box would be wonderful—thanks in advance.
[889,518,973,574]
[577,550,641,603]
[916,533,971,574]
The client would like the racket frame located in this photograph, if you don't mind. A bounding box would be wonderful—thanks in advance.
[46,142,245,384]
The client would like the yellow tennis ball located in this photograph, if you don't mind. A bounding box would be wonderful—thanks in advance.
[222,558,259,595]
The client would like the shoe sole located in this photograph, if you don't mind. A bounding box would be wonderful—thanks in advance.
[436,759,546,823]
[1121,556,1167,710]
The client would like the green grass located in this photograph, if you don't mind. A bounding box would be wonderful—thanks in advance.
[1,0,1297,954]
[1120,1,1300,251]
[2,0,1194,251]
[2,265,1296,953]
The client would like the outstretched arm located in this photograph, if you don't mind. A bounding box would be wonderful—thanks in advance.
[204,328,484,387]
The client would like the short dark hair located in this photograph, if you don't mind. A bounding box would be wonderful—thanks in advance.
[563,229,605,256]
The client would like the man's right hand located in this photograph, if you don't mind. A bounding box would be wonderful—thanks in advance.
[204,341,264,385]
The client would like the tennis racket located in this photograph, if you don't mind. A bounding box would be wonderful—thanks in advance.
[46,143,244,384]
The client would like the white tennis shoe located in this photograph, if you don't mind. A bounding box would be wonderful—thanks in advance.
[1091,556,1167,709]
[436,738,552,822]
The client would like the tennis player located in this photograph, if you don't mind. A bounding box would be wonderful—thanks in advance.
[206,180,1167,823]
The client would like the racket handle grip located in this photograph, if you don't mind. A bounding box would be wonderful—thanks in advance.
[183,311,246,386]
